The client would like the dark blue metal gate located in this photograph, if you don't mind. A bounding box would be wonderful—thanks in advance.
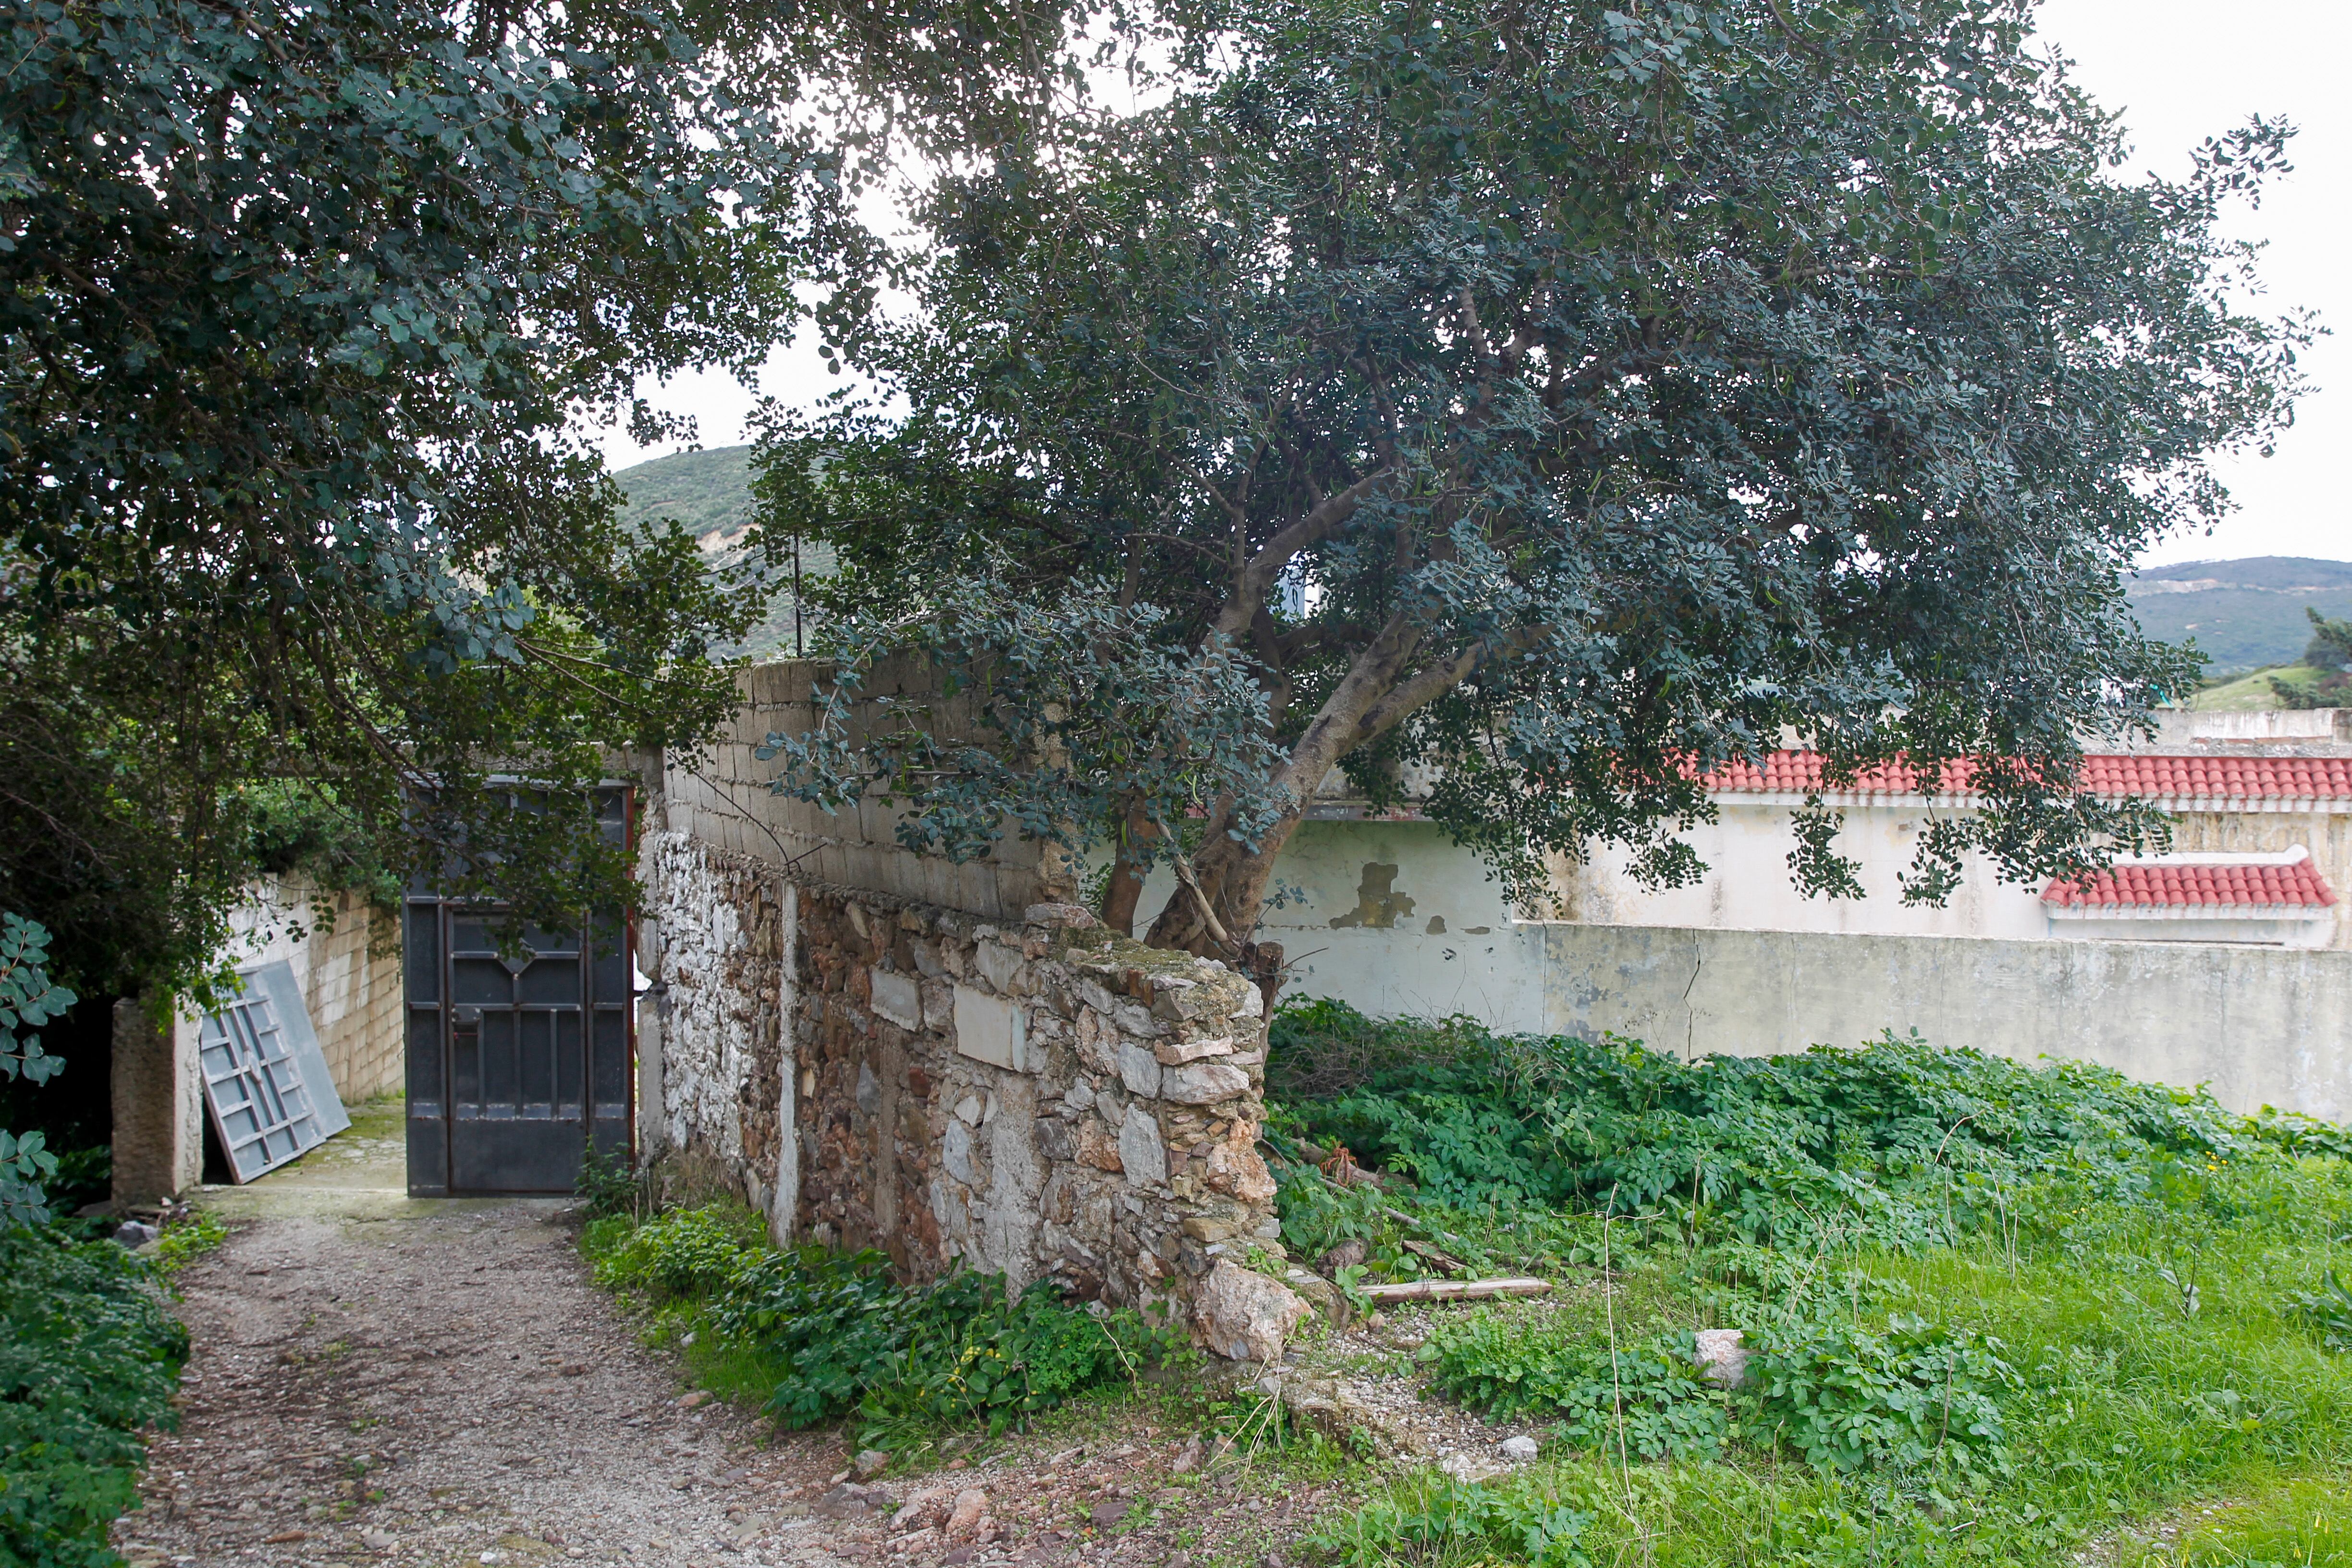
[403,790,634,1196]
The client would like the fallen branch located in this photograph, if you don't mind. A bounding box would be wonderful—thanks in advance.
[1358,1276,1552,1304]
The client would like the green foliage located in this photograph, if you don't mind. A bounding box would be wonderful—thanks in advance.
[1307,1470,1594,1568]
[756,575,1292,874]
[1280,1008,2352,1565]
[1422,1316,1729,1463]
[585,1204,1178,1444]
[241,784,399,906]
[1271,1000,2258,1248]
[2121,1474,2352,1567]
[151,1212,228,1279]
[0,1229,188,1568]
[591,1204,764,1300]
[574,1139,655,1224]
[2273,611,2352,706]
[0,0,1143,995]
[0,913,75,1226]
[0,0,823,991]
[1742,1314,2019,1479]
[2288,1268,2352,1354]
[757,0,2304,946]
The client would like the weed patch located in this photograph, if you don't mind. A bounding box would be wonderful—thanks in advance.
[0,1229,188,1568]
[1270,1003,2352,1566]
[581,1201,1184,1450]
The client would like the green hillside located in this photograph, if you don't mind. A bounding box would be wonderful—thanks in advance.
[2128,556,2352,677]
[612,443,755,549]
[612,443,828,661]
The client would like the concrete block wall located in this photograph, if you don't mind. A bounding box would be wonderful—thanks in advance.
[660,659,1078,925]
[227,880,404,1103]
[641,829,1282,1320]
[1273,916,2352,1122]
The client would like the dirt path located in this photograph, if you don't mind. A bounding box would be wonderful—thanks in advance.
[116,1195,859,1568]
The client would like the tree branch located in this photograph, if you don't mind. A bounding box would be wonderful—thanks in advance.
[1212,466,1392,638]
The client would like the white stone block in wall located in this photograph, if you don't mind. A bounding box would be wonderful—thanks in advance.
[974,941,1023,993]
[943,1119,978,1185]
[1162,1061,1251,1104]
[1117,1041,1164,1098]
[1119,1112,1167,1188]
[872,970,923,1031]
[953,983,1029,1071]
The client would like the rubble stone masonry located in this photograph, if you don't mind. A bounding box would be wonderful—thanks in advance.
[641,828,1285,1332]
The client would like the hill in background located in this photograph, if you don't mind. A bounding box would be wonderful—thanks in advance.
[2128,557,2352,681]
[613,444,826,660]
[612,443,757,549]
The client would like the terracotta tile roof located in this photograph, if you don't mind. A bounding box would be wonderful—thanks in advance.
[2074,754,2352,801]
[2041,859,2337,910]
[1700,752,1972,796]
[1701,750,2352,804]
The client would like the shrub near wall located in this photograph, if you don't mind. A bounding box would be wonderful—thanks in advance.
[0,1230,188,1568]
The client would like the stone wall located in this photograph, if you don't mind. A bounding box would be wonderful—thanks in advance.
[640,828,1286,1331]
[638,833,796,1238]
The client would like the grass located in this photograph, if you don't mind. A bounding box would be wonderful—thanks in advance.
[1273,1004,2352,1567]
[572,1004,2352,1566]
[2187,665,2309,710]
[2122,1475,2352,1566]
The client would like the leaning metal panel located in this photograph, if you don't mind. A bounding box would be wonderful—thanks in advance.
[198,988,327,1182]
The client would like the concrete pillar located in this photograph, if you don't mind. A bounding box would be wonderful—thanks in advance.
[770,883,798,1249]
[110,997,203,1209]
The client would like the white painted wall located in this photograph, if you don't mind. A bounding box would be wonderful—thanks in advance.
[1120,814,2352,1118]
[1558,800,2056,939]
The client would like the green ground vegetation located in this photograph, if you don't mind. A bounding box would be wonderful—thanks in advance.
[0,1229,190,1568]
[2189,668,2304,711]
[573,1003,2352,1565]
[1270,1002,2352,1568]
[577,1198,1186,1455]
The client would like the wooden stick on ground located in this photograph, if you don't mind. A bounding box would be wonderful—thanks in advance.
[1358,1276,1553,1304]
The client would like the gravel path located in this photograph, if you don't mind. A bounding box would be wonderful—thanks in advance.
[114,1198,856,1568]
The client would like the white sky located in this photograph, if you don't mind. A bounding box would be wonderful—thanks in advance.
[599,1,2350,570]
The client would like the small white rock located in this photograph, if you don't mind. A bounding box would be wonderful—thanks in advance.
[1499,1435,1539,1462]
[1692,1328,1749,1389]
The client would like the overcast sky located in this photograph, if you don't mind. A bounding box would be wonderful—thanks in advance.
[599,1,2349,570]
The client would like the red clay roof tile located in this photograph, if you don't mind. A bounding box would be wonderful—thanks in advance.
[1701,750,2352,803]
[2041,859,2336,909]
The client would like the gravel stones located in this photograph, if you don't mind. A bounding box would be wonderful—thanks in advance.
[945,1486,989,1539]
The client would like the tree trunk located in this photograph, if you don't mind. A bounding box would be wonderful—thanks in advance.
[1142,805,1302,957]
[1096,798,1158,936]
[1144,608,1463,982]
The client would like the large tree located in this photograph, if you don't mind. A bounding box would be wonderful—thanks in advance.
[0,0,1127,993]
[759,0,2306,968]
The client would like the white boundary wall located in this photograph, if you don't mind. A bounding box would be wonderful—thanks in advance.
[1286,919,2352,1121]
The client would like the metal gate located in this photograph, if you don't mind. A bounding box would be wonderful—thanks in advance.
[403,791,634,1196]
[199,983,327,1181]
